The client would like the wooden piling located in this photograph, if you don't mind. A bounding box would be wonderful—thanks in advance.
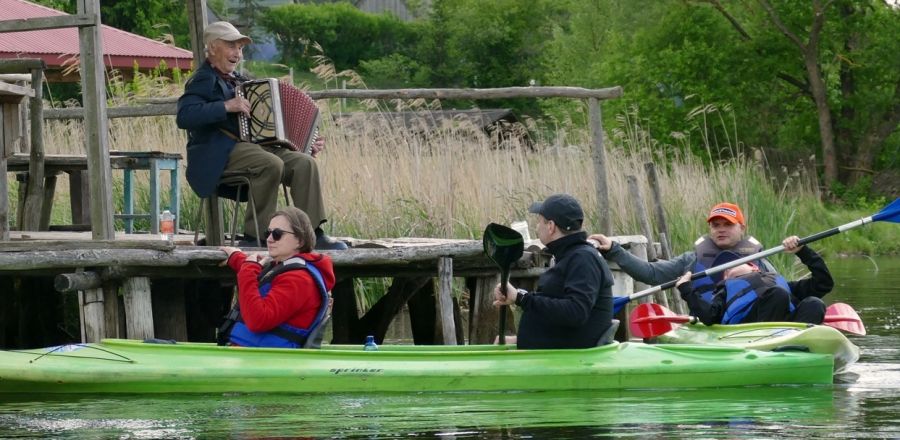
[589,98,612,235]
[436,257,457,345]
[123,277,154,340]
[626,175,667,308]
[469,274,500,344]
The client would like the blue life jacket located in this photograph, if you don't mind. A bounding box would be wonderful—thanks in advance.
[720,271,794,324]
[691,236,763,304]
[227,256,329,348]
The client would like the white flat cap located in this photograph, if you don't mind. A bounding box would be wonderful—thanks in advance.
[203,21,252,45]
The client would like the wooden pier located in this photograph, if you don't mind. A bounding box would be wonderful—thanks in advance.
[0,232,658,349]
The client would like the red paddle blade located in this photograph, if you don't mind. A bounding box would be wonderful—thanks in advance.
[629,303,686,339]
[824,302,866,336]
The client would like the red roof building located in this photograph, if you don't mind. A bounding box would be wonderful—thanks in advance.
[0,0,193,82]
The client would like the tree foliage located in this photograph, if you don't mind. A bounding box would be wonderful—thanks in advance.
[260,2,417,71]
[540,0,899,191]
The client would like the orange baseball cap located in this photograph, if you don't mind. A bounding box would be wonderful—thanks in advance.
[707,202,745,226]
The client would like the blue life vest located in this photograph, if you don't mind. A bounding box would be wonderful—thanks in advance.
[690,236,763,303]
[228,256,330,348]
[720,271,794,324]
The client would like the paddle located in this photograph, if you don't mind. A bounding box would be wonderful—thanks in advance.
[613,197,900,314]
[823,302,866,336]
[629,302,867,338]
[628,303,697,339]
[482,223,525,345]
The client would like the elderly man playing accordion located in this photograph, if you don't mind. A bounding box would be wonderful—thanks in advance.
[177,21,346,250]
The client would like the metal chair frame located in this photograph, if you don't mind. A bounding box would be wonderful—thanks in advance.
[194,171,291,247]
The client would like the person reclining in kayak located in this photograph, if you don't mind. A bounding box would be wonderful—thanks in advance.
[673,235,833,324]
[218,206,336,348]
[587,201,828,323]
[492,194,615,349]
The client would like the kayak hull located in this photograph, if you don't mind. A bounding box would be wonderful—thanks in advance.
[652,322,859,373]
[0,339,834,394]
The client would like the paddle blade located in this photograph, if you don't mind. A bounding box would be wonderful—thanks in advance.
[613,296,630,315]
[628,303,686,339]
[482,223,525,269]
[872,197,900,223]
[824,302,866,336]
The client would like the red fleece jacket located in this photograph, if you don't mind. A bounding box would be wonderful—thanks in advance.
[227,251,336,333]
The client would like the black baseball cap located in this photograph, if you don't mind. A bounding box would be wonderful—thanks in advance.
[528,194,584,231]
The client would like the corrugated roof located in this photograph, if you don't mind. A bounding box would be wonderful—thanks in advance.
[0,0,192,71]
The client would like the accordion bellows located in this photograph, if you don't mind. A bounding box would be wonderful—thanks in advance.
[239,79,320,154]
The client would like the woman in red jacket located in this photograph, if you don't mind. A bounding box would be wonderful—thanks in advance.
[220,206,336,348]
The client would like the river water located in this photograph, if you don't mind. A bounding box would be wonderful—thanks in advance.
[0,257,897,439]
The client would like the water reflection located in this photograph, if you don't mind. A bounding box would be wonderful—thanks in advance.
[0,386,835,439]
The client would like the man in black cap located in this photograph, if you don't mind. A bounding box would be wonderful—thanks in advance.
[493,194,615,349]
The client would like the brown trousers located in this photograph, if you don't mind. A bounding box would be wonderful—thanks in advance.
[223,142,326,239]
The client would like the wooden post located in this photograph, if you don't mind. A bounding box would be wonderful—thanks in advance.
[626,242,653,304]
[0,64,35,240]
[645,162,688,314]
[123,277,154,340]
[435,257,457,345]
[469,274,500,344]
[21,64,45,231]
[186,0,208,68]
[330,278,357,344]
[151,280,187,341]
[0,105,10,240]
[77,0,115,240]
[626,176,667,308]
[626,175,658,262]
[80,287,106,342]
[589,98,611,235]
[39,174,55,230]
[644,162,671,260]
[103,284,121,338]
[203,196,226,246]
[69,171,91,225]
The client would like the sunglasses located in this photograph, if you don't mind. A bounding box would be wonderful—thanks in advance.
[266,228,295,241]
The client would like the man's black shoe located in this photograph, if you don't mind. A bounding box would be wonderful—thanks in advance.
[315,228,348,250]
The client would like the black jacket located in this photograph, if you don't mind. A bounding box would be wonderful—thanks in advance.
[516,232,614,349]
[176,61,244,198]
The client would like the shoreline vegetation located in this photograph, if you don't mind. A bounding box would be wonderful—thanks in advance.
[13,69,899,278]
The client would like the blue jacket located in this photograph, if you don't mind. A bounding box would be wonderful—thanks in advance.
[176,61,241,198]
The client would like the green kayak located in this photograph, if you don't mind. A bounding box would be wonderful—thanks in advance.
[650,322,859,373]
[0,339,833,394]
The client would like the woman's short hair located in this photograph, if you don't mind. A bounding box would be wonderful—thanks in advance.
[272,207,316,253]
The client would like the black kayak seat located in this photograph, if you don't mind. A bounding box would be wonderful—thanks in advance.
[597,319,620,346]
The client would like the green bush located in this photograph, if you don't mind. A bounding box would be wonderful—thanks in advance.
[260,2,419,71]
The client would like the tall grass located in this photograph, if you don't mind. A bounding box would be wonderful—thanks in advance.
[32,67,899,275]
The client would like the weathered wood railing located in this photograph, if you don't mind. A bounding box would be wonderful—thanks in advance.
[0,235,663,347]
[40,85,623,243]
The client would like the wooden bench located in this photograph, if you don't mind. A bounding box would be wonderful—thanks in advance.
[7,151,182,233]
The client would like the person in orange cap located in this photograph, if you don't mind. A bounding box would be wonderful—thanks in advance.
[588,202,832,323]
[673,236,833,325]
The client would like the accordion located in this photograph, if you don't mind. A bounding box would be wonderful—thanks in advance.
[236,79,320,154]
